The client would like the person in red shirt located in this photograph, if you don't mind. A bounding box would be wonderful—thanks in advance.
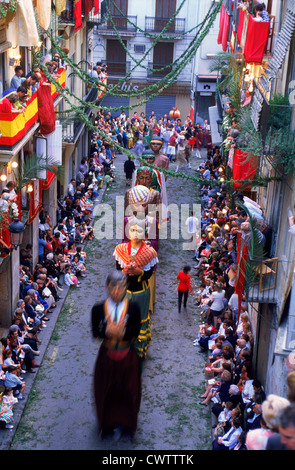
[177,265,192,313]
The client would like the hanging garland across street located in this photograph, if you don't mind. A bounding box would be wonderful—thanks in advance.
[34,0,281,188]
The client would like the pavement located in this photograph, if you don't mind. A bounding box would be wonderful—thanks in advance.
[0,183,107,451]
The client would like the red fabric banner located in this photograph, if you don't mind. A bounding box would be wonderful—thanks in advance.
[235,232,248,325]
[244,14,270,63]
[0,212,12,249]
[232,149,258,191]
[28,181,43,225]
[84,0,93,15]
[37,83,56,135]
[222,9,230,52]
[237,8,245,44]
[41,170,56,191]
[217,3,225,44]
[74,0,83,33]
[94,0,99,15]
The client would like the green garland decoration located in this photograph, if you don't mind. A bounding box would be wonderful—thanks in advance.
[34,40,281,188]
[108,0,211,40]
[48,0,221,102]
[105,0,217,82]
[45,0,223,113]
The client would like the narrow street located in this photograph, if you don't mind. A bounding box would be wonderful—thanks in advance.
[10,151,211,451]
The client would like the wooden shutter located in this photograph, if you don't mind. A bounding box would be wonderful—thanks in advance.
[153,42,173,75]
[106,39,127,74]
[155,0,176,32]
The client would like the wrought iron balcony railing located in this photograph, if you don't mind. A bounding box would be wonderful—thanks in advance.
[94,14,137,32]
[59,87,97,143]
[145,16,185,34]
[147,61,173,78]
[105,61,131,76]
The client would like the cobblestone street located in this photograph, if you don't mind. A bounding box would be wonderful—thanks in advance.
[10,152,211,451]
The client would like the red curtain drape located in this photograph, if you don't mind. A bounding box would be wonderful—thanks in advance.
[244,14,270,63]
[74,0,83,33]
[232,149,258,191]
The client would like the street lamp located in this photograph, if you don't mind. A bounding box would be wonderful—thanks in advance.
[217,117,223,136]
[8,217,25,250]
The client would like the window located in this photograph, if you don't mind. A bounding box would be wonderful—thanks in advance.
[106,39,127,75]
[155,0,176,18]
[152,42,173,76]
[155,0,176,32]
[108,0,128,29]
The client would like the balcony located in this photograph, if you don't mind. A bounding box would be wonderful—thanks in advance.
[94,15,137,36]
[106,61,131,77]
[0,70,66,158]
[246,257,279,303]
[59,86,99,144]
[145,16,185,35]
[147,61,173,79]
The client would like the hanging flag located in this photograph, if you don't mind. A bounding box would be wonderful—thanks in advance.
[244,14,270,63]
[235,231,248,325]
[16,0,39,47]
[94,0,99,15]
[84,0,94,16]
[74,0,83,33]
[36,0,52,30]
[221,8,230,52]
[217,3,225,45]
[230,30,236,53]
[28,180,43,225]
[237,7,246,45]
[55,0,67,16]
[37,81,56,135]
[232,149,258,191]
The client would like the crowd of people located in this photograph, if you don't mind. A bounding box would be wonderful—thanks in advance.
[0,48,71,114]
[187,148,295,450]
[1,78,295,446]
[0,128,105,431]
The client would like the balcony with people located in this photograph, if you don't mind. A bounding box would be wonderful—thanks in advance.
[0,64,66,156]
[218,0,275,63]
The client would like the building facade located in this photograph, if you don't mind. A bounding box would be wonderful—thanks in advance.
[213,0,295,396]
[92,0,222,122]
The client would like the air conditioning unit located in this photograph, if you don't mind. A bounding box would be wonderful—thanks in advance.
[134,44,146,53]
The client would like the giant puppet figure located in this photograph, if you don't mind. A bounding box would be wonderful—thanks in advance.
[130,149,168,216]
[91,270,141,440]
[123,185,159,315]
[114,216,158,359]
[149,134,169,172]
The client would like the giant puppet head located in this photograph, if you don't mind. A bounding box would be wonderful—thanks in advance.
[149,135,164,156]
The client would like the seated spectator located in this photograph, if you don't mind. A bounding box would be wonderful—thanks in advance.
[64,265,80,288]
[212,417,243,450]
